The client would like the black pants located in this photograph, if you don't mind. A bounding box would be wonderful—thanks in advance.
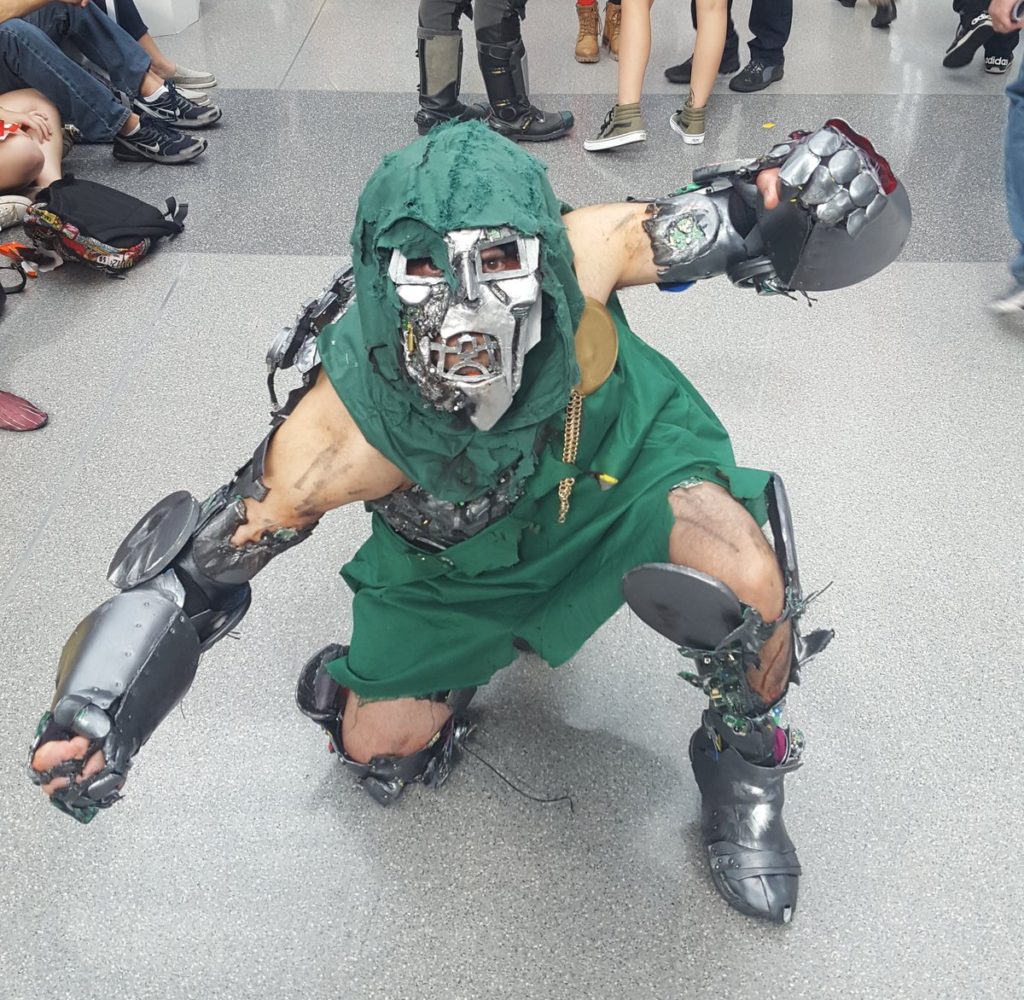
[91,0,148,43]
[953,0,1019,58]
[690,0,792,66]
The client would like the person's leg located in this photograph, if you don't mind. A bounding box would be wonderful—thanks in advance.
[671,0,727,144]
[22,2,151,98]
[582,0,649,150]
[727,0,787,91]
[415,0,487,133]
[994,60,1024,309]
[943,0,994,68]
[664,0,736,84]
[475,0,574,141]
[0,133,44,194]
[613,0,652,105]
[622,476,831,921]
[667,483,791,706]
[0,88,62,193]
[649,480,816,924]
[601,0,620,60]
[746,0,791,65]
[0,19,129,142]
[984,26,1020,74]
[575,0,600,64]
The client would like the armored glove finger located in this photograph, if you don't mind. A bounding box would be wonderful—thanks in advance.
[27,709,125,824]
[757,120,895,238]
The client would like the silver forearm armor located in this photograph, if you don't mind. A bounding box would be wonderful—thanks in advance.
[29,270,356,823]
[644,119,912,295]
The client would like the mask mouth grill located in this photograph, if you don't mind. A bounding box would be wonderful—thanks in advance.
[424,332,504,385]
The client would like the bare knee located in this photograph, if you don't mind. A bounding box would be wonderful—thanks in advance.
[0,135,45,191]
[1,88,60,123]
[341,692,451,763]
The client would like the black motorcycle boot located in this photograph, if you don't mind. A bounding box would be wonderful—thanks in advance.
[415,28,488,136]
[477,38,573,141]
[689,725,802,924]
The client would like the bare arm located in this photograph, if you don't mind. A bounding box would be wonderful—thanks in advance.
[564,171,781,302]
[232,368,410,546]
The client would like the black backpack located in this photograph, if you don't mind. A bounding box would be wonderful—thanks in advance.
[24,175,187,276]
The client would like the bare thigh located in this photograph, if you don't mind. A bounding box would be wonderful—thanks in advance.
[668,481,791,704]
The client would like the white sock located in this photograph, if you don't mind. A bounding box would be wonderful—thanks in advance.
[123,122,141,137]
[140,84,169,104]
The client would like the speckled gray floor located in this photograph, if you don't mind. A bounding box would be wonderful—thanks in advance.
[3,2,1024,999]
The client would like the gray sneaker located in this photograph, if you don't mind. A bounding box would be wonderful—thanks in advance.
[583,103,646,151]
[170,65,217,89]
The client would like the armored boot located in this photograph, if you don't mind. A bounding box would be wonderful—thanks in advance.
[575,3,600,63]
[478,38,574,141]
[690,721,802,923]
[415,27,488,136]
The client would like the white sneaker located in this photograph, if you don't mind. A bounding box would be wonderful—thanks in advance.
[990,284,1024,313]
[0,195,33,231]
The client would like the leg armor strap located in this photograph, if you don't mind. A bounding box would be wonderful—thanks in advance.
[295,645,474,806]
[623,475,832,759]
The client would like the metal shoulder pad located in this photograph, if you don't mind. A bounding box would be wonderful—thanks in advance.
[266,266,355,407]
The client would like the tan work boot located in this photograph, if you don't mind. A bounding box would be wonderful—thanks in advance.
[602,2,621,61]
[575,3,600,63]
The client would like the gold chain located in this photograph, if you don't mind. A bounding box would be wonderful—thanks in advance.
[557,388,584,524]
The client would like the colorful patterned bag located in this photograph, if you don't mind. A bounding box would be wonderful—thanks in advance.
[24,175,187,276]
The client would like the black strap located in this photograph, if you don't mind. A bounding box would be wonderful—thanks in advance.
[163,198,188,235]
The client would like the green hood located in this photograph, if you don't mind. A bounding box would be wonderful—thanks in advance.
[318,121,584,502]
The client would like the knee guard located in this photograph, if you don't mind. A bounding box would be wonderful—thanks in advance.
[622,475,832,761]
[296,645,474,806]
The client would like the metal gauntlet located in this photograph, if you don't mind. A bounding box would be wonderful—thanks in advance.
[645,118,911,295]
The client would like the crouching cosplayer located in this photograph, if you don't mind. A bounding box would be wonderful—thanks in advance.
[28,121,910,924]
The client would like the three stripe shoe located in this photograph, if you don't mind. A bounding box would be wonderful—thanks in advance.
[113,118,207,164]
[134,82,222,129]
[942,13,994,68]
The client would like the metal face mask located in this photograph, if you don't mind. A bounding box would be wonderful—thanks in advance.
[388,227,542,431]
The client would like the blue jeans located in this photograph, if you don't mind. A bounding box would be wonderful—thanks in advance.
[0,3,150,141]
[1005,59,1024,284]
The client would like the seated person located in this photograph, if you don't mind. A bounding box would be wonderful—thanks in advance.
[91,0,216,92]
[0,87,62,206]
[0,88,59,431]
[0,0,219,164]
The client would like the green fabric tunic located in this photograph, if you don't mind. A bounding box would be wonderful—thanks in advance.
[316,123,771,699]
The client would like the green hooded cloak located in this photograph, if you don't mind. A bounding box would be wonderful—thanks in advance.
[317,123,771,699]
[318,120,583,501]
